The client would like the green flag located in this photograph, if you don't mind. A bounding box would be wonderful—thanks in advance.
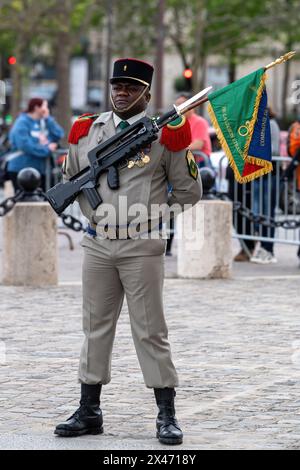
[208,68,273,183]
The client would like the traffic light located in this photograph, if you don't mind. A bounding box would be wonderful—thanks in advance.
[183,68,193,79]
[8,56,17,65]
[183,68,193,91]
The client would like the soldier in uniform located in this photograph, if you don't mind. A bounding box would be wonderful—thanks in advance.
[54,58,202,445]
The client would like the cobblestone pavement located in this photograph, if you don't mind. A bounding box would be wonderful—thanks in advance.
[1,276,300,450]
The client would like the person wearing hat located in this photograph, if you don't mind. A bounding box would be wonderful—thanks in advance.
[54,58,202,445]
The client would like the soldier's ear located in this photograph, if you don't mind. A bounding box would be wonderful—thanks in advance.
[146,92,151,103]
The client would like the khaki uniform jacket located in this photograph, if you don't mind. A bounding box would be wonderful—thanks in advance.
[62,111,203,227]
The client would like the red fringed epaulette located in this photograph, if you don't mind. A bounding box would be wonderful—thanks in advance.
[160,115,192,152]
[68,113,99,144]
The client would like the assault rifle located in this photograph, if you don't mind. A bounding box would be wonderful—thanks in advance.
[46,86,212,215]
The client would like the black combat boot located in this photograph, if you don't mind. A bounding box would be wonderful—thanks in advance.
[154,387,183,445]
[54,384,103,437]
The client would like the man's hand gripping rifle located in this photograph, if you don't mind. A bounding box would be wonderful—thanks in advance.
[46,87,212,215]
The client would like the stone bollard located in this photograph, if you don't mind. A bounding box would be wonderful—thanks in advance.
[2,202,58,286]
[2,167,58,286]
[177,200,232,279]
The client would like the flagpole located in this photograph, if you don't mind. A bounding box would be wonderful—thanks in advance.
[179,51,297,112]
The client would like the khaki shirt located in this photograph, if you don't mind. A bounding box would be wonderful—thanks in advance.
[62,111,202,227]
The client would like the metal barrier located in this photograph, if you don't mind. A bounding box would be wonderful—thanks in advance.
[219,155,300,247]
[45,149,70,192]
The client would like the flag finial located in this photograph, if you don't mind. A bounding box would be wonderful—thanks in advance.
[265,51,296,70]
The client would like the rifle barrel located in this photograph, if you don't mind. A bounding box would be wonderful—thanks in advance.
[176,86,212,115]
[156,86,212,128]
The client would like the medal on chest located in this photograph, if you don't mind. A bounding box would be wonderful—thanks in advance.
[127,146,151,169]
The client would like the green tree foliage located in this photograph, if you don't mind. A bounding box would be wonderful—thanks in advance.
[1,0,299,122]
[113,0,158,57]
[0,0,104,133]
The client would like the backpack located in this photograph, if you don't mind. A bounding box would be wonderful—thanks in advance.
[288,121,300,157]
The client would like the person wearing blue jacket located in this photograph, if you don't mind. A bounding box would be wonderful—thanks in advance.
[7,97,64,191]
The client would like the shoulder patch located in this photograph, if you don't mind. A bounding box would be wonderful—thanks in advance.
[68,113,99,144]
[160,115,192,152]
[186,150,198,180]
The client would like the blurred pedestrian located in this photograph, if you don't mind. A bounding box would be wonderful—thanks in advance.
[175,93,212,167]
[226,166,255,261]
[250,107,280,264]
[6,98,64,191]
[286,112,300,263]
[286,112,300,188]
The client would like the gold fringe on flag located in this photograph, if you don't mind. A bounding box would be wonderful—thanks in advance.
[207,72,273,184]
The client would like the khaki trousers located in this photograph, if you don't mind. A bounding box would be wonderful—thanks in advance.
[78,233,179,388]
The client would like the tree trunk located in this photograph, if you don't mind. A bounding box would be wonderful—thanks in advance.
[55,32,72,146]
[11,40,24,119]
[192,2,207,97]
[104,0,113,111]
[228,49,237,84]
[154,0,165,113]
[281,42,292,121]
[197,54,207,116]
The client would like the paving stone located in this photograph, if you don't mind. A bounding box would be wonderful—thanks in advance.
[0,277,300,449]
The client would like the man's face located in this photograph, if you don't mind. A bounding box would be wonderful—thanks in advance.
[111,81,150,118]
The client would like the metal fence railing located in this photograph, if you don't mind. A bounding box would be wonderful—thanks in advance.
[219,155,300,247]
